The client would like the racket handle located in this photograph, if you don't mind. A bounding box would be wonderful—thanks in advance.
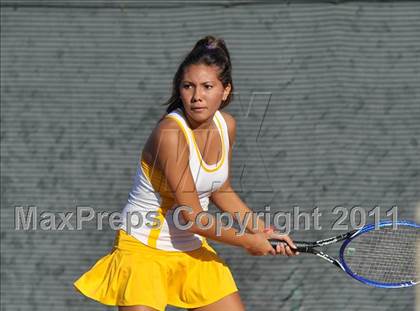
[268,239,312,253]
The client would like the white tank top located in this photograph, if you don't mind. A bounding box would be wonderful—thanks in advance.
[120,108,230,251]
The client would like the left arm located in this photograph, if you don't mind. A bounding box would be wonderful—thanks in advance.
[210,111,265,233]
[210,181,266,234]
[210,112,298,256]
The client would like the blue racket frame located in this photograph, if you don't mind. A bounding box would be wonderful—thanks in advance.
[339,220,419,288]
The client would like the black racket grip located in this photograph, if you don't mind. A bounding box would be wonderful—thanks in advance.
[268,239,312,253]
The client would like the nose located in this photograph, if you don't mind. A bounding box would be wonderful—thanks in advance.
[192,87,202,102]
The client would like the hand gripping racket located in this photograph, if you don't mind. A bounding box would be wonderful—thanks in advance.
[269,220,419,288]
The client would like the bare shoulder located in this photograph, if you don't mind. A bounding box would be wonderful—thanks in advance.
[220,111,236,128]
[143,116,189,163]
[219,111,236,143]
[153,117,188,147]
[157,116,182,131]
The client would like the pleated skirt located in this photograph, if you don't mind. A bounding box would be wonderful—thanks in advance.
[73,229,238,310]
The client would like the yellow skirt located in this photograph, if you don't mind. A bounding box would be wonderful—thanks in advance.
[73,229,238,310]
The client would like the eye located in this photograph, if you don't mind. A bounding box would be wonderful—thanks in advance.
[204,85,213,89]
[182,84,191,89]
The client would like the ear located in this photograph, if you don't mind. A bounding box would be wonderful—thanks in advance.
[222,83,232,101]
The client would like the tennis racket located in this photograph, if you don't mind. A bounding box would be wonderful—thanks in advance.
[269,220,419,288]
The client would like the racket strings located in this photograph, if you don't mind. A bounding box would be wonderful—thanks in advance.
[343,226,418,284]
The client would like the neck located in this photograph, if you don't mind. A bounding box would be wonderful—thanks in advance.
[181,110,214,131]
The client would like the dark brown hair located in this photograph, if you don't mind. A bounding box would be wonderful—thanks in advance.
[163,35,234,114]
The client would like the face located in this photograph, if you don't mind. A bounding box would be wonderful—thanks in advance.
[179,64,231,129]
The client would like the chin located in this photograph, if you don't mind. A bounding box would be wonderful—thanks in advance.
[186,109,213,123]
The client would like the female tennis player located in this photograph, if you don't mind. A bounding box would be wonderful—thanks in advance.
[74,35,298,311]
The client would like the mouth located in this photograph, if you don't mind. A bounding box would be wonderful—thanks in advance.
[191,106,207,112]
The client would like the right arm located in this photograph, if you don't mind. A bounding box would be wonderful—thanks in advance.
[150,119,275,256]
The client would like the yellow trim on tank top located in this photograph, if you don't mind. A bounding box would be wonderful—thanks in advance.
[140,159,175,248]
[147,198,174,248]
[165,113,225,173]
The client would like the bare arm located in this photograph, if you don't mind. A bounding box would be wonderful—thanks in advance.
[209,112,297,256]
[210,112,265,233]
[210,182,266,233]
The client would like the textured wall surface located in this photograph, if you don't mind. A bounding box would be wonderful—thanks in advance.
[1,1,419,310]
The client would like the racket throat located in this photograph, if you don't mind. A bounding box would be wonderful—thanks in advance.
[314,251,345,271]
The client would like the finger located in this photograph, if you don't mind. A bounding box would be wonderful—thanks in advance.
[263,227,274,235]
[271,240,280,252]
[271,241,280,253]
[284,236,297,250]
[277,242,286,256]
[284,245,294,256]
[269,234,296,251]
[273,242,298,256]
[278,235,297,250]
